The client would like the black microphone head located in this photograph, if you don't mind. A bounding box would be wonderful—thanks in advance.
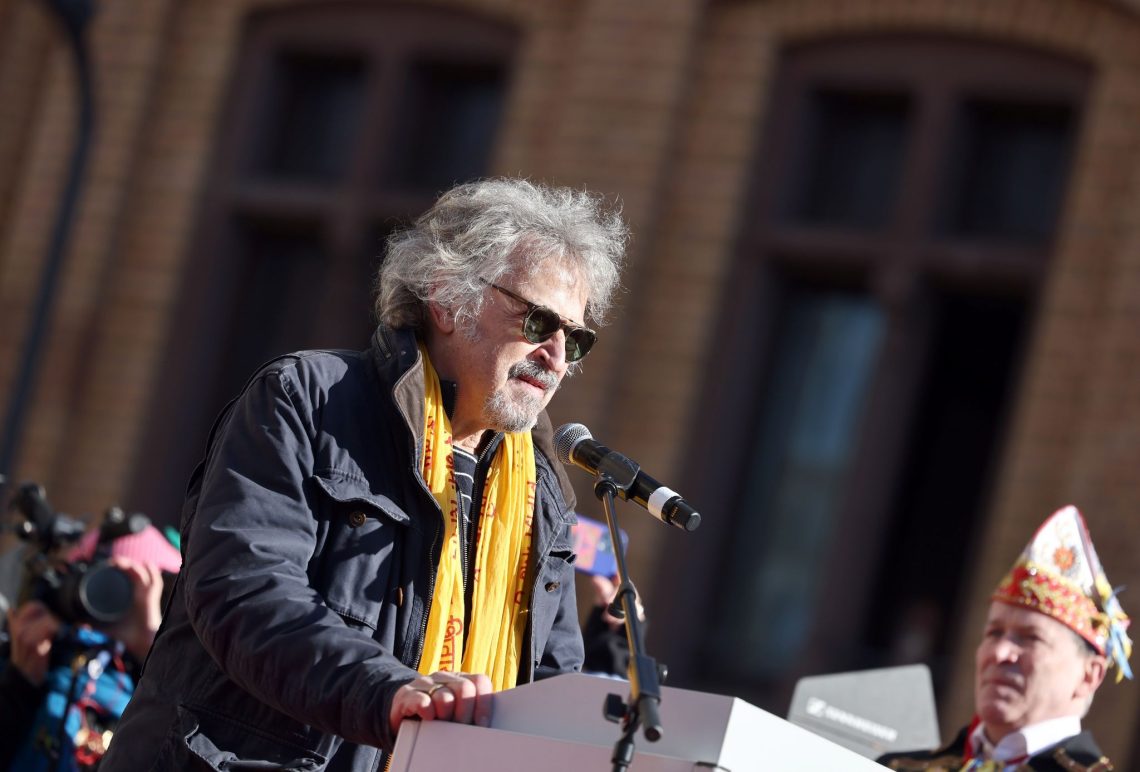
[553,422,592,465]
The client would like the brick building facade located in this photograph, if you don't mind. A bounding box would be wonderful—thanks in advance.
[2,0,1139,765]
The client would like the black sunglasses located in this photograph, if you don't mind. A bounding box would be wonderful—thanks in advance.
[481,279,597,362]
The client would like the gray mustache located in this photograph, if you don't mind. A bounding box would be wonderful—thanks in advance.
[509,360,558,390]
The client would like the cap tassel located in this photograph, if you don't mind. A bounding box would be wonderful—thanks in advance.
[1100,585,1133,682]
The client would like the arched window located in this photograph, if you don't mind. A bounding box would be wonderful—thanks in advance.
[668,36,1090,709]
[131,4,517,518]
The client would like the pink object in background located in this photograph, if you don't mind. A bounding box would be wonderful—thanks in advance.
[570,515,627,576]
[68,524,182,573]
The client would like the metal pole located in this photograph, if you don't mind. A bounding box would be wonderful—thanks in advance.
[0,0,97,491]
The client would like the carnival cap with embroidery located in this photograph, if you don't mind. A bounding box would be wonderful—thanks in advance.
[992,505,1132,681]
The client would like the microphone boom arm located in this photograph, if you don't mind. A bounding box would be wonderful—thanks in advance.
[593,469,665,771]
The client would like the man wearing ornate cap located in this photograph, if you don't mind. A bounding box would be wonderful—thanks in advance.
[880,506,1132,771]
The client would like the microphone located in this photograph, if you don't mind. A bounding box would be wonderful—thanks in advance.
[554,423,701,532]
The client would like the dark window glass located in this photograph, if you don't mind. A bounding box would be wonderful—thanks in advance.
[387,61,508,192]
[943,100,1075,242]
[214,217,327,403]
[791,90,911,230]
[864,290,1026,681]
[705,288,885,679]
[348,221,400,339]
[258,54,367,182]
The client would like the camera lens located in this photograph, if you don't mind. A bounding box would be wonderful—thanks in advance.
[76,564,134,624]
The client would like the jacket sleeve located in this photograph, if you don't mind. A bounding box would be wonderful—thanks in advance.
[181,364,415,750]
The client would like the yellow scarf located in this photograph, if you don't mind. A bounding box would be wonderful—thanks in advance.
[417,345,536,691]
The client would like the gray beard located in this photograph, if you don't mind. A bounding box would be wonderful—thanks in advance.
[483,389,544,433]
[483,360,558,433]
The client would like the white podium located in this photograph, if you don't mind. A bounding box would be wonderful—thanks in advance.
[389,673,887,771]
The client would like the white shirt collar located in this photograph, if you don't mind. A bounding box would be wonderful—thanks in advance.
[971,716,1082,765]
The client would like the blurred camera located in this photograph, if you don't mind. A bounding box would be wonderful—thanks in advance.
[11,482,148,627]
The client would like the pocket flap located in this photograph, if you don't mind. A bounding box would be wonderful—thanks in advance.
[176,706,326,771]
[311,472,410,525]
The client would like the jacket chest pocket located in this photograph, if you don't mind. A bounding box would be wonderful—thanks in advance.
[310,473,410,631]
[529,533,577,629]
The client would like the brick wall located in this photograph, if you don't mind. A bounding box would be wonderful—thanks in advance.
[2,0,1139,763]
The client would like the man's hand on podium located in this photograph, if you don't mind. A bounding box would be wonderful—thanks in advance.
[390,671,494,735]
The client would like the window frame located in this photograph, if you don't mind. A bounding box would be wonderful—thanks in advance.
[655,35,1091,708]
[128,4,518,521]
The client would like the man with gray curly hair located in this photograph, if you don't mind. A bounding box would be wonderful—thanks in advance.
[101,178,627,771]
[377,178,625,435]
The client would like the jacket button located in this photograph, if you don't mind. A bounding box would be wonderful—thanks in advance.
[545,581,560,592]
[397,587,404,607]
[348,510,367,527]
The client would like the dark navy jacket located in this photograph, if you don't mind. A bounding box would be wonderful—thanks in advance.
[100,326,584,771]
